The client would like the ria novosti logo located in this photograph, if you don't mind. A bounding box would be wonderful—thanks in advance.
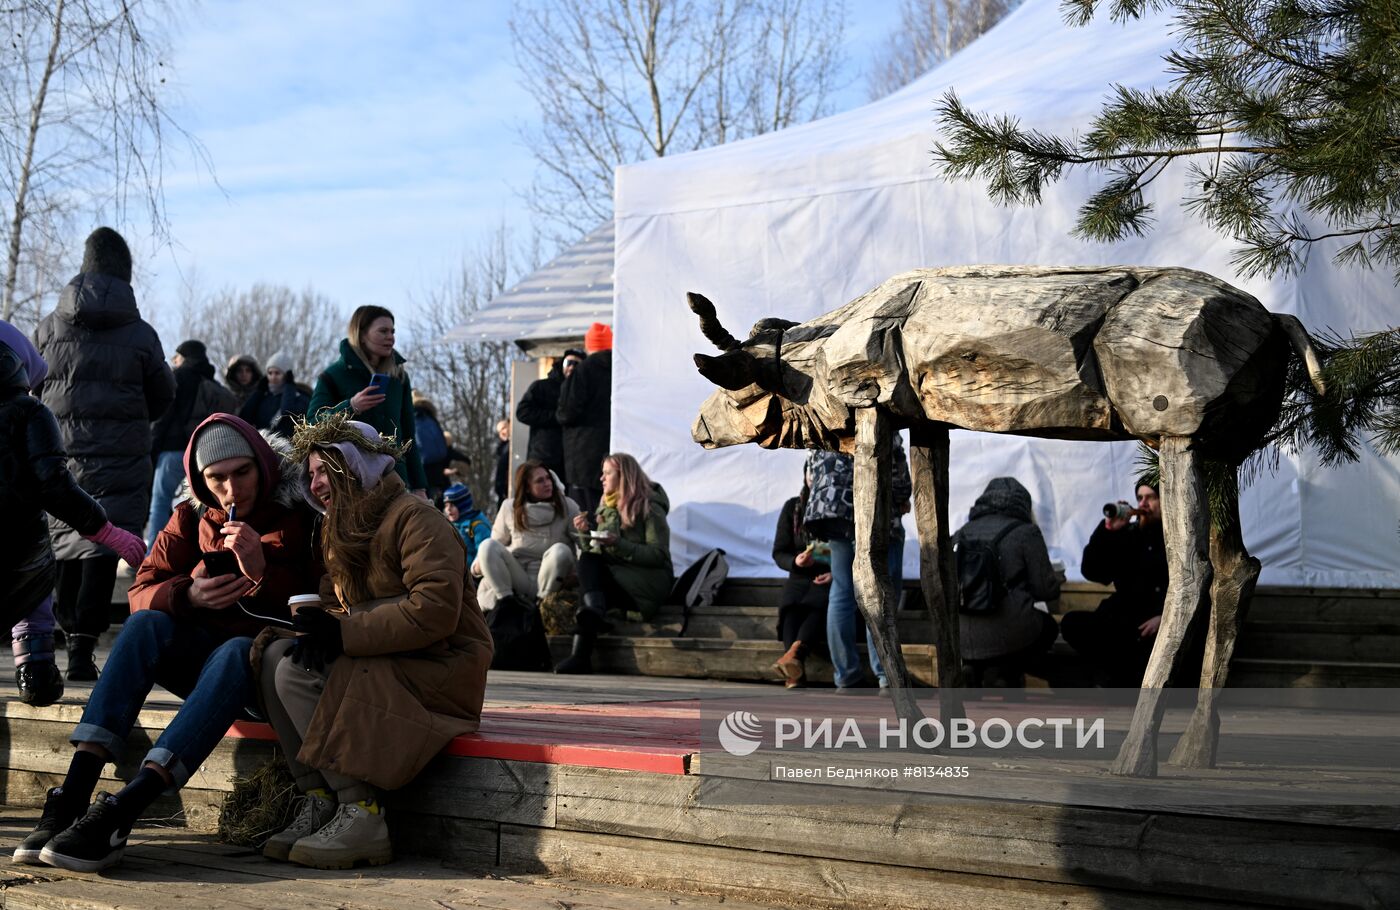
[714,710,1105,756]
[717,710,764,756]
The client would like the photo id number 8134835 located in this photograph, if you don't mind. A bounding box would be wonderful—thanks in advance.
[902,765,970,778]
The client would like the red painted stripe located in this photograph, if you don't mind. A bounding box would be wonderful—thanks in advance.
[225,714,693,775]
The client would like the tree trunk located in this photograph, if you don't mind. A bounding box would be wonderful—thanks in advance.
[3,0,65,322]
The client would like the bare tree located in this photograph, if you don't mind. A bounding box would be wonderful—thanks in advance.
[866,0,1016,101]
[178,284,346,383]
[406,227,531,505]
[512,0,847,238]
[0,0,204,327]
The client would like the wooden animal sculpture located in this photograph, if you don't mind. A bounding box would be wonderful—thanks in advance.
[688,265,1324,777]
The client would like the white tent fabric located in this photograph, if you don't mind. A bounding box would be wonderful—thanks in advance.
[442,222,613,352]
[611,0,1399,588]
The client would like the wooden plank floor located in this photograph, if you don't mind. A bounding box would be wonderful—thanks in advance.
[0,808,783,910]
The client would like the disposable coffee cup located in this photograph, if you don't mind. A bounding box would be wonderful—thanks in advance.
[287,594,323,614]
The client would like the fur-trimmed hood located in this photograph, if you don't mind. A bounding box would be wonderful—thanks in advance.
[176,415,308,516]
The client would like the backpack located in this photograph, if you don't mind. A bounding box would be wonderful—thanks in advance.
[486,594,553,671]
[953,523,1018,615]
[414,411,448,465]
[670,548,729,637]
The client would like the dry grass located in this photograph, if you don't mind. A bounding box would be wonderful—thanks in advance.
[217,755,300,847]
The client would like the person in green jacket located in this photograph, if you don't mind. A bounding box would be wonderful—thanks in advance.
[307,305,428,492]
[556,452,674,674]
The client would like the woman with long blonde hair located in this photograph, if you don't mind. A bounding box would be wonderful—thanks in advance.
[472,460,579,614]
[556,453,674,674]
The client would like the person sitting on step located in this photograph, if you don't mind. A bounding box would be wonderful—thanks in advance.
[256,414,492,870]
[471,460,579,614]
[443,482,491,567]
[556,453,674,675]
[953,477,1061,688]
[770,468,832,688]
[13,413,319,873]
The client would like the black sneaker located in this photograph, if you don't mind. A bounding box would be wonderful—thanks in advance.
[38,793,128,872]
[12,787,81,864]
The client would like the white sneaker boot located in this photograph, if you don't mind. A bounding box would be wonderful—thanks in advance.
[287,800,393,869]
[262,790,336,861]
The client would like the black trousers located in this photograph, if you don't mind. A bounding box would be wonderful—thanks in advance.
[569,485,602,519]
[963,610,1061,685]
[53,555,119,638]
[576,551,636,614]
[777,578,830,660]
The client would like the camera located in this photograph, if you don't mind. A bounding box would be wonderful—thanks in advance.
[1103,502,1134,519]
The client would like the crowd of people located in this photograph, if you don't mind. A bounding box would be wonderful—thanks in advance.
[0,227,673,874]
[766,458,1168,691]
[0,225,1168,876]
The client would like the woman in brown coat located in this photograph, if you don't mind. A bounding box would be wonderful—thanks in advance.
[257,413,492,870]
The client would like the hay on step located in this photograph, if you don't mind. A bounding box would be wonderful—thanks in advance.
[217,753,300,847]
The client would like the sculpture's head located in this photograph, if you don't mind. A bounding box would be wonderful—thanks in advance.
[688,292,844,451]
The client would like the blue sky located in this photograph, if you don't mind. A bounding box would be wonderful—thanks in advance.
[139,1,903,332]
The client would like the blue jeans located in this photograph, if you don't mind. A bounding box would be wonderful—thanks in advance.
[146,450,186,548]
[70,610,256,788]
[826,536,905,688]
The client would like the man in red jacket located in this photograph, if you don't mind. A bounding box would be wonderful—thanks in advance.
[12,414,320,873]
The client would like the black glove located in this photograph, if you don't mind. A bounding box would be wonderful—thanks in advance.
[290,608,344,673]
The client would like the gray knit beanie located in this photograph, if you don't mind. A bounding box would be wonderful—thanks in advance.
[264,350,294,374]
[194,422,256,470]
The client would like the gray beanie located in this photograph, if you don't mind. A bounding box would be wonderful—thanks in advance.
[265,350,293,374]
[194,422,256,470]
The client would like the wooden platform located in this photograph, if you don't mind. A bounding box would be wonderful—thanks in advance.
[0,809,781,910]
[2,645,1398,910]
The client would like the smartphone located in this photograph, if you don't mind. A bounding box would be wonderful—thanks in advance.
[200,550,241,578]
[368,372,390,394]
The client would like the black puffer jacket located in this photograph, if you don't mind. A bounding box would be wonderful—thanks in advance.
[516,361,565,479]
[556,349,610,492]
[34,272,175,558]
[151,357,239,454]
[0,344,106,573]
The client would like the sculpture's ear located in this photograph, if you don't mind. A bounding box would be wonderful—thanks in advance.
[694,351,759,391]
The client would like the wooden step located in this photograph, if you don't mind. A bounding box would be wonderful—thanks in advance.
[4,694,1396,910]
[549,635,939,686]
[1228,657,1400,688]
[1237,621,1400,663]
[622,605,934,642]
[1245,588,1400,624]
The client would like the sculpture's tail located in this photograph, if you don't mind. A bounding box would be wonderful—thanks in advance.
[1276,314,1326,396]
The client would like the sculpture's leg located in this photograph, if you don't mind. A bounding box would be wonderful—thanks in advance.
[1169,467,1260,768]
[853,408,923,723]
[909,423,963,726]
[1110,436,1212,778]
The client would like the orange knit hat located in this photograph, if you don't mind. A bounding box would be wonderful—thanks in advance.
[584,322,613,353]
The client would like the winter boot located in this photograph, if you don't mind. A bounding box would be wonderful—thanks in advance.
[14,633,64,707]
[65,634,100,682]
[287,800,393,870]
[554,592,607,674]
[771,641,805,687]
[263,789,336,862]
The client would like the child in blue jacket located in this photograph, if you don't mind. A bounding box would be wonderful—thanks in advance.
[443,483,490,566]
